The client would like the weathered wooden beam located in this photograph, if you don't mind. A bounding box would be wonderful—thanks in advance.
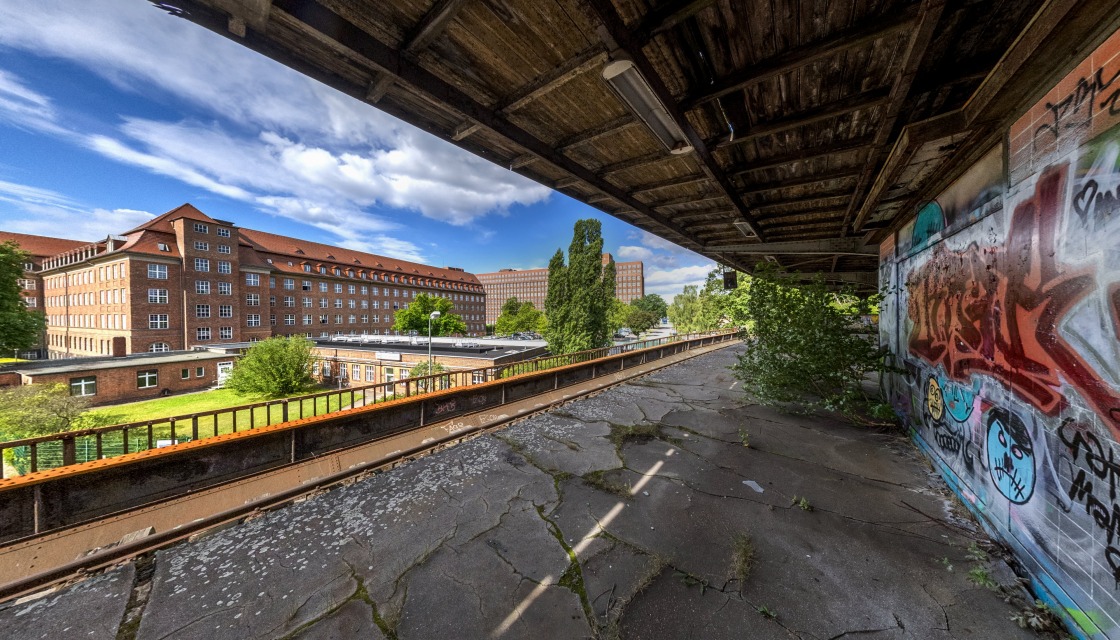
[636,0,717,41]
[555,115,638,152]
[254,0,707,254]
[756,208,847,224]
[727,136,875,176]
[682,5,919,109]
[509,154,536,170]
[500,47,608,114]
[403,0,470,53]
[738,168,860,195]
[670,207,735,222]
[553,177,581,189]
[841,0,947,237]
[586,0,765,239]
[706,239,876,255]
[365,72,395,103]
[710,87,892,149]
[451,121,483,141]
[652,193,728,209]
[598,150,672,176]
[750,192,851,211]
[630,174,710,196]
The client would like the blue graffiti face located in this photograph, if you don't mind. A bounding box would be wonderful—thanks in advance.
[986,409,1035,504]
[938,376,980,423]
[910,201,944,251]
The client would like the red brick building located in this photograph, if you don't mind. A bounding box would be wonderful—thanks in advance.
[476,254,644,325]
[4,204,486,359]
[0,231,89,358]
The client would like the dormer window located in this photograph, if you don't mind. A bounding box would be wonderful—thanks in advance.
[157,243,171,252]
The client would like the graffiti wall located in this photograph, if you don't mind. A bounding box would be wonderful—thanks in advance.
[882,30,1120,639]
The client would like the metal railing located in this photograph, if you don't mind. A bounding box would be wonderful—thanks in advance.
[0,330,736,478]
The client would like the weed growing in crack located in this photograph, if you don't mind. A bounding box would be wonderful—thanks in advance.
[1010,600,1066,632]
[967,566,998,590]
[583,469,632,498]
[674,569,710,595]
[608,423,663,449]
[940,557,954,572]
[738,428,750,448]
[966,542,989,562]
[757,604,777,619]
[791,496,813,511]
[731,533,755,586]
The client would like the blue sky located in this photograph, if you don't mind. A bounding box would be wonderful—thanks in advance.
[0,0,714,299]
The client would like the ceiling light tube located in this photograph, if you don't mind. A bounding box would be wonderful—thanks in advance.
[602,59,693,155]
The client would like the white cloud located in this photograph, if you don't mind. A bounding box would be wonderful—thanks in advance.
[0,178,153,239]
[643,264,715,300]
[616,245,653,261]
[0,0,552,257]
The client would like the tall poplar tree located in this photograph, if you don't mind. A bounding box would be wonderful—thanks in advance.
[0,241,45,355]
[544,219,616,354]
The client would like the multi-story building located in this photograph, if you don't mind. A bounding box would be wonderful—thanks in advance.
[476,254,644,325]
[6,203,486,359]
[0,231,89,358]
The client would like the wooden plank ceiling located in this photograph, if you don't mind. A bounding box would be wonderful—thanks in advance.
[154,0,1111,286]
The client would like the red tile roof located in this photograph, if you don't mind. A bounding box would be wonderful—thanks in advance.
[0,231,89,259]
[124,203,218,234]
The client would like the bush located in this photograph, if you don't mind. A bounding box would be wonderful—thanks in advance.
[731,265,891,423]
[225,336,315,397]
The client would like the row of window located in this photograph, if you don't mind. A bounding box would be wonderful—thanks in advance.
[192,241,232,254]
[193,222,231,237]
[48,289,128,307]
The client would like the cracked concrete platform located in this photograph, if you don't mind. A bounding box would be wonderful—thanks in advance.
[0,345,1048,639]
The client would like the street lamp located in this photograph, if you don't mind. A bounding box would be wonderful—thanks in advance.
[428,310,441,387]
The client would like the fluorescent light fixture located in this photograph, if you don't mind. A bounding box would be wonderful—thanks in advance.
[733,221,755,237]
[602,59,693,155]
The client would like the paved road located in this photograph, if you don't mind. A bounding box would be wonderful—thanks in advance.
[0,345,1048,639]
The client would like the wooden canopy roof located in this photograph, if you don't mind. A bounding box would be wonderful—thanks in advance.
[156,0,1120,287]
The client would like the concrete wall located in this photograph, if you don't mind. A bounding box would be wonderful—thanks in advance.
[880,30,1120,639]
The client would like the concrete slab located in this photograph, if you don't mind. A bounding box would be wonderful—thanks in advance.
[0,564,134,640]
[6,345,1052,640]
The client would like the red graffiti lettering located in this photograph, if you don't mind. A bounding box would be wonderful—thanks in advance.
[907,165,1120,434]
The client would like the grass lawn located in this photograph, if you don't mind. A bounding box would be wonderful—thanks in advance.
[0,358,27,364]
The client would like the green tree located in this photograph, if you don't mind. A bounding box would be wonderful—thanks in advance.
[730,264,890,422]
[393,293,467,336]
[409,361,447,378]
[667,285,703,333]
[0,241,45,355]
[544,220,616,354]
[625,306,660,336]
[0,383,106,442]
[607,298,628,335]
[495,297,544,335]
[630,294,668,321]
[225,336,315,397]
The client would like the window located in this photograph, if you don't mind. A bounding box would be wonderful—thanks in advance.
[319,282,328,292]
[137,370,159,389]
[195,280,211,294]
[303,297,312,308]
[217,261,231,274]
[196,304,211,318]
[70,376,96,397]
[149,342,170,352]
[247,314,261,327]
[283,296,294,307]
[334,283,343,293]
[217,228,231,238]
[352,364,361,380]
[385,368,394,383]
[270,314,277,326]
[220,326,233,339]
[148,288,168,304]
[218,244,231,254]
[194,241,209,251]
[361,286,368,294]
[194,258,210,272]
[348,315,356,324]
[361,300,368,309]
[246,273,260,286]
[319,298,328,308]
[284,314,295,325]
[348,285,356,294]
[196,367,205,377]
[348,300,356,309]
[283,278,295,290]
[303,264,312,272]
[181,368,190,380]
[335,314,343,324]
[302,280,312,291]
[319,315,328,324]
[246,293,260,306]
[218,282,232,295]
[149,314,169,329]
[303,314,312,325]
[219,305,233,318]
[365,365,375,382]
[334,299,343,308]
[148,264,168,279]
[361,314,369,323]
[196,327,211,340]
[193,222,208,233]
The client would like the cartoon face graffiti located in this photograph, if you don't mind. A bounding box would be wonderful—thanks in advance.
[985,409,1036,504]
[926,377,945,422]
[939,376,980,423]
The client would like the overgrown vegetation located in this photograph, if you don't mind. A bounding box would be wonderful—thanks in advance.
[393,292,467,336]
[0,383,108,442]
[544,219,616,354]
[667,268,750,333]
[967,566,998,590]
[791,496,813,511]
[225,335,316,397]
[582,468,631,498]
[494,296,545,335]
[1010,600,1066,633]
[730,264,893,424]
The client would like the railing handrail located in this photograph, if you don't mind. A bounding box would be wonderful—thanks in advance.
[0,329,735,460]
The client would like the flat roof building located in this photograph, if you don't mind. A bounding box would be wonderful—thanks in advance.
[476,254,643,325]
[3,204,487,359]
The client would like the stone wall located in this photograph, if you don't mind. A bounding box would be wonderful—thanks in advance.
[880,29,1120,639]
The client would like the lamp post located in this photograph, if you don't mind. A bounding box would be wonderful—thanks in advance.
[428,310,441,388]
